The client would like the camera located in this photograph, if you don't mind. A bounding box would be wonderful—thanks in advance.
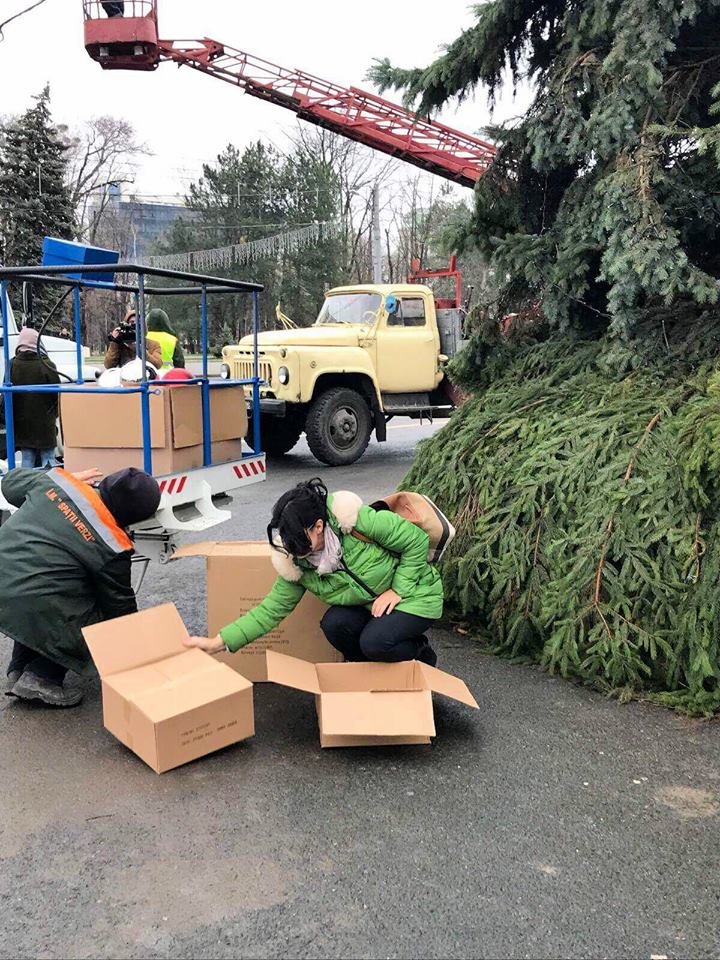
[110,319,136,344]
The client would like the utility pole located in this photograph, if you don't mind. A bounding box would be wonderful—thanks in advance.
[371,182,382,283]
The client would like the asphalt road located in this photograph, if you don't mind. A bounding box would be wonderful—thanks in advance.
[1,422,719,960]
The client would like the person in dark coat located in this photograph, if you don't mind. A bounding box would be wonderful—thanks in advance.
[10,327,60,468]
[101,2,125,16]
[0,466,161,707]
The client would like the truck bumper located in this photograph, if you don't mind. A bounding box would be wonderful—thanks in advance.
[247,398,287,417]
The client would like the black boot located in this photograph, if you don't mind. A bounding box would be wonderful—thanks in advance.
[416,638,438,667]
[6,642,35,695]
[11,671,83,708]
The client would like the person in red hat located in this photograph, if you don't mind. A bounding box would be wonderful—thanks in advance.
[160,368,194,382]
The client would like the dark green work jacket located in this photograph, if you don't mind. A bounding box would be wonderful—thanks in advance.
[0,468,137,675]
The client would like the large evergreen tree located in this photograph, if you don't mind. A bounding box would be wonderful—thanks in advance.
[371,1,720,344]
[370,4,720,714]
[0,85,74,269]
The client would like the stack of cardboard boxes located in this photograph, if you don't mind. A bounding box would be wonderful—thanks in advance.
[60,384,247,475]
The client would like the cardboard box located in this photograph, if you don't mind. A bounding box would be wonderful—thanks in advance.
[82,603,254,773]
[60,384,247,476]
[265,651,479,748]
[171,541,342,681]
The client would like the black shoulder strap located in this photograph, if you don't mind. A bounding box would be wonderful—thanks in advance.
[339,558,379,599]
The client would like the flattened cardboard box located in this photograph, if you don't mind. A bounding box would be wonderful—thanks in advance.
[265,651,479,748]
[171,541,342,682]
[82,603,254,773]
[60,384,247,475]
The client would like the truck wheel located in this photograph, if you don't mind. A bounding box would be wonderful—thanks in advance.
[247,413,304,456]
[305,388,372,466]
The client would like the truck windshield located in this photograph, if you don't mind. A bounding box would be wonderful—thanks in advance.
[316,293,382,326]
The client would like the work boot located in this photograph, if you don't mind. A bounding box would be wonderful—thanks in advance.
[416,643,438,668]
[11,671,83,708]
[5,669,22,696]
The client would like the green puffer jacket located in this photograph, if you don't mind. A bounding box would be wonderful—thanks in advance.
[220,491,444,652]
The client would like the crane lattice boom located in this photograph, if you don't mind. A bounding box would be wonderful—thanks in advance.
[82,1,495,187]
[156,39,495,188]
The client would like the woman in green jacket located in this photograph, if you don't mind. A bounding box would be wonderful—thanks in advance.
[186,478,443,665]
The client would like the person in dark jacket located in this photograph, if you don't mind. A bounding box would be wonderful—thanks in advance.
[146,308,185,371]
[101,2,124,16]
[10,327,60,468]
[186,478,442,665]
[0,465,161,707]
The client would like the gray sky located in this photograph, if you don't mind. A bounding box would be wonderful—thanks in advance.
[1,0,530,200]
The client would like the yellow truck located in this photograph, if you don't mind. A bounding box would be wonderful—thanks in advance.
[221,281,467,466]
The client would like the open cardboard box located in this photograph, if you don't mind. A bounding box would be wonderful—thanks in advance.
[265,651,479,748]
[60,384,247,475]
[170,541,342,681]
[82,603,254,773]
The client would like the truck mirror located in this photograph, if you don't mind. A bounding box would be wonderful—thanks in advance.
[385,295,398,314]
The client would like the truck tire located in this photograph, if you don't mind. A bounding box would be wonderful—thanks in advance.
[305,387,372,466]
[247,413,304,456]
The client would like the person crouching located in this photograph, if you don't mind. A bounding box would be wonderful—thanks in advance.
[0,466,160,707]
[185,478,442,665]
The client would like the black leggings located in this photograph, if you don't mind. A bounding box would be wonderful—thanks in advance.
[8,642,67,684]
[321,605,435,662]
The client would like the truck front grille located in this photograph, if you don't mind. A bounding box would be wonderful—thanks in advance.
[235,358,272,385]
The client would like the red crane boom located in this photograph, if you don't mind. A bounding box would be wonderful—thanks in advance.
[83,1,496,188]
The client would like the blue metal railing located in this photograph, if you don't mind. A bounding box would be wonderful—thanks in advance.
[0,261,265,474]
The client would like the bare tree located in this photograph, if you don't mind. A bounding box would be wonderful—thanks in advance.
[79,202,136,352]
[65,116,148,244]
[290,124,398,282]
[385,174,453,281]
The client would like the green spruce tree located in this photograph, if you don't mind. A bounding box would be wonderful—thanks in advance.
[152,139,343,345]
[151,141,284,344]
[370,1,720,344]
[0,85,75,269]
[369,3,720,714]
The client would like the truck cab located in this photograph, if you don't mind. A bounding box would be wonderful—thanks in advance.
[222,281,466,466]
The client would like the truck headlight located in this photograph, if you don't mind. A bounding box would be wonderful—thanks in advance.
[278,366,290,385]
[220,363,231,380]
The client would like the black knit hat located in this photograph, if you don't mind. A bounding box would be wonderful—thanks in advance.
[98,468,161,528]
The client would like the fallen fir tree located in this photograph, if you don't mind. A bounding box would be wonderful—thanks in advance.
[403,325,720,714]
[372,1,720,713]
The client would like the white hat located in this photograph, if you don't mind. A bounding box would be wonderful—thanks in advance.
[119,357,159,382]
[96,367,124,388]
